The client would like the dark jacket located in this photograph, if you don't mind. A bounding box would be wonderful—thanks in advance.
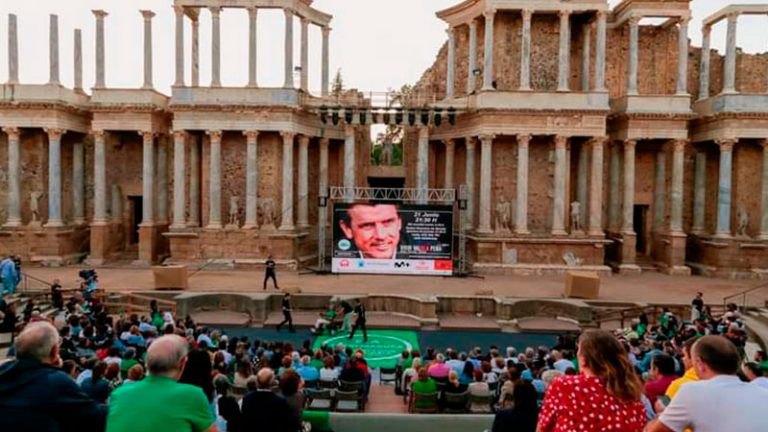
[241,389,298,432]
[491,407,538,432]
[0,358,107,432]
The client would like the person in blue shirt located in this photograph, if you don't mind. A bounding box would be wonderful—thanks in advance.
[1,256,18,296]
[297,355,320,382]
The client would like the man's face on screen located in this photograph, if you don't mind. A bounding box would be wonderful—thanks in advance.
[340,204,402,259]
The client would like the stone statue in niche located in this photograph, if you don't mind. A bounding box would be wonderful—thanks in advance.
[570,201,583,233]
[736,207,749,237]
[381,139,393,166]
[28,191,43,226]
[226,196,240,229]
[260,199,276,230]
[495,196,512,233]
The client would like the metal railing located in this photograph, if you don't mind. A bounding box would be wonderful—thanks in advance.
[104,292,177,317]
[593,303,728,329]
[723,282,768,311]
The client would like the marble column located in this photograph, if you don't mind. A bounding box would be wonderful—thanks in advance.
[319,138,330,199]
[297,135,310,228]
[49,15,60,85]
[156,135,168,223]
[300,18,309,92]
[140,10,155,90]
[279,132,295,231]
[210,7,221,88]
[444,139,455,189]
[627,16,640,95]
[45,129,64,227]
[676,18,689,95]
[515,134,531,234]
[174,6,184,87]
[171,131,186,228]
[72,140,85,224]
[692,151,707,234]
[93,10,107,89]
[595,11,607,91]
[467,19,478,93]
[284,8,295,89]
[723,14,739,94]
[207,131,222,229]
[552,135,568,235]
[7,14,18,84]
[417,127,429,203]
[465,138,477,229]
[622,140,637,233]
[670,140,686,233]
[577,143,589,224]
[3,128,21,226]
[588,137,605,236]
[243,131,259,229]
[760,140,768,240]
[141,132,155,226]
[608,142,621,231]
[93,131,108,224]
[478,135,493,233]
[189,135,200,226]
[557,11,571,92]
[247,7,258,88]
[653,149,667,230]
[321,27,330,96]
[581,23,591,91]
[699,25,711,100]
[191,18,200,87]
[520,10,532,91]
[446,27,456,98]
[482,10,495,91]
[715,139,735,237]
[74,29,83,92]
[344,126,356,195]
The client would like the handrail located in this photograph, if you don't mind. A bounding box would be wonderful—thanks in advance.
[593,303,728,329]
[722,282,768,311]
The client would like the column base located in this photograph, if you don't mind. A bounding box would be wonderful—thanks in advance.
[3,220,22,228]
[278,224,295,232]
[170,223,188,231]
[587,229,605,237]
[44,220,65,229]
[757,233,768,241]
[514,228,530,236]
[242,224,259,230]
[205,223,223,231]
[713,231,732,239]
[551,229,568,237]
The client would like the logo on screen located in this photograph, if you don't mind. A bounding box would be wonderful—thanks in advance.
[394,261,410,268]
[356,260,365,268]
[339,259,350,268]
[415,261,430,270]
[338,239,351,251]
[434,260,453,271]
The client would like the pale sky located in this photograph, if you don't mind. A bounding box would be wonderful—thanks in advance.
[0,0,766,95]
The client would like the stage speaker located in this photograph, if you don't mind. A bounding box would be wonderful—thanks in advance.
[153,265,188,290]
[564,272,600,299]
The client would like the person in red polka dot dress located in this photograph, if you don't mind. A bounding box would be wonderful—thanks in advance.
[537,330,647,432]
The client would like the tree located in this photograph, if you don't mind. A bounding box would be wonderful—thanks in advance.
[331,69,344,97]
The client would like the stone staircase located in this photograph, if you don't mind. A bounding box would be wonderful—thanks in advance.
[744,308,768,352]
[1,292,59,359]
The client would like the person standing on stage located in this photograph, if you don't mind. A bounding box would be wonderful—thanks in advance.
[348,299,367,343]
[277,293,295,333]
[263,255,279,290]
[339,300,354,334]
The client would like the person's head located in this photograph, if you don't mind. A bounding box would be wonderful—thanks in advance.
[577,330,642,402]
[127,364,145,381]
[257,367,275,389]
[691,336,739,379]
[650,354,676,378]
[401,350,410,360]
[417,366,429,382]
[14,321,61,366]
[512,379,538,413]
[284,293,291,300]
[213,373,231,396]
[323,356,335,369]
[91,362,107,382]
[551,349,563,361]
[448,370,459,385]
[52,278,60,285]
[696,292,703,299]
[280,369,301,397]
[435,353,445,364]
[146,335,189,379]
[755,350,767,363]
[338,203,402,259]
[681,337,698,370]
[412,357,422,370]
[61,359,79,378]
[742,362,764,381]
[473,369,484,383]
[179,348,215,400]
[238,357,253,377]
[462,360,474,377]
[301,355,311,366]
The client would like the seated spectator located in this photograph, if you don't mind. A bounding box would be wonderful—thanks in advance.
[662,337,699,407]
[551,349,573,372]
[241,368,297,432]
[280,370,305,429]
[648,336,768,432]
[411,367,438,409]
[234,357,253,388]
[105,363,122,390]
[459,360,474,385]
[119,348,139,379]
[754,350,768,374]
[468,369,492,413]
[742,362,768,390]
[277,355,292,379]
[123,364,144,385]
[213,375,241,432]
[61,359,80,380]
[540,369,563,392]
[481,361,498,384]
[427,353,451,380]
[492,379,538,432]
[81,361,111,404]
[179,348,215,405]
[538,330,646,432]
[491,357,506,375]
[339,358,365,383]
[0,321,107,431]
[297,355,320,382]
[644,353,677,406]
[441,370,468,410]
[319,356,339,382]
[401,357,421,394]
[498,364,522,407]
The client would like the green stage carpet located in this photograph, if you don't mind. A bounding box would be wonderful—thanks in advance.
[311,329,420,369]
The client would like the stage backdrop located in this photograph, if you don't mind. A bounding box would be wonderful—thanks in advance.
[331,202,453,275]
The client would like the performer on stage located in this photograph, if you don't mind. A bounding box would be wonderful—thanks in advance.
[348,299,368,342]
[277,293,295,333]
[263,255,279,290]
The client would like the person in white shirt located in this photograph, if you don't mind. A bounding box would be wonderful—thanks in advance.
[647,335,768,432]
[743,362,768,390]
[551,349,573,372]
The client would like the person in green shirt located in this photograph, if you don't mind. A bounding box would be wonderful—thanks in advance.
[310,302,338,335]
[755,350,768,374]
[410,367,438,409]
[106,335,218,432]
[119,348,139,380]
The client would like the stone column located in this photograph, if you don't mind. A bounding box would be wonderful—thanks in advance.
[588,137,605,236]
[247,7,258,88]
[478,135,493,233]
[552,135,568,235]
[699,25,711,100]
[207,131,222,229]
[319,138,330,199]
[515,134,531,234]
[446,27,456,98]
[760,140,768,240]
[465,137,477,229]
[141,132,155,225]
[520,10,532,91]
[156,135,168,223]
[140,10,155,90]
[300,18,309,92]
[93,131,108,224]
[174,6,184,87]
[48,15,60,85]
[417,127,430,203]
[284,8,295,89]
[7,14,18,84]
[93,10,107,89]
[344,126,356,195]
[321,27,330,96]
[72,140,85,224]
[715,139,735,237]
[210,7,221,87]
[577,143,589,224]
[171,131,186,228]
[191,18,200,87]
[467,19,478,93]
[692,151,707,234]
[676,18,689,95]
[653,148,667,230]
[608,142,621,231]
[557,11,571,92]
[582,24,591,91]
[723,13,738,94]
[45,129,64,227]
[482,10,495,91]
[189,135,200,226]
[3,128,21,226]
[595,11,607,91]
[279,132,295,231]
[73,29,83,92]
[622,140,637,233]
[243,131,259,229]
[627,16,640,95]
[670,140,686,234]
[297,135,310,228]
[444,139,455,189]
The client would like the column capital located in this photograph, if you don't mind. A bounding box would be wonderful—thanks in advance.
[479,134,495,144]
[590,136,608,147]
[628,15,642,27]
[702,24,712,37]
[726,11,739,23]
[173,5,185,16]
[466,136,477,150]
[92,9,108,19]
[678,16,691,27]
[243,130,259,141]
[206,130,222,141]
[45,128,66,139]
[483,9,496,19]
[172,130,187,141]
[444,138,456,149]
[558,9,572,19]
[344,125,356,136]
[671,139,688,153]
[301,17,309,26]
[139,130,155,140]
[446,26,455,37]
[517,134,532,147]
[284,7,294,17]
[319,137,330,147]
[759,138,768,149]
[522,9,533,21]
[2,127,20,139]
[247,6,258,18]
[191,17,200,27]
[624,139,637,150]
[554,135,568,148]
[140,10,156,20]
[209,6,221,16]
[716,138,737,151]
[596,10,608,20]
[298,134,310,146]
[322,26,331,36]
[281,131,295,142]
